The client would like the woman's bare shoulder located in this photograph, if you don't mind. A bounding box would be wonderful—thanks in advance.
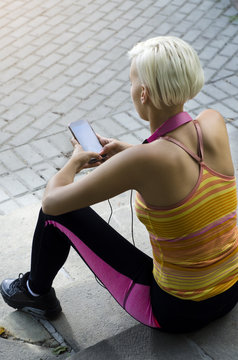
[195,108,228,143]
[196,108,225,125]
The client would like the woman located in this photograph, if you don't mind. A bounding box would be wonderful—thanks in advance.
[1,36,238,333]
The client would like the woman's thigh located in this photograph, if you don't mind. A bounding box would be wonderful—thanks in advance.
[43,207,161,328]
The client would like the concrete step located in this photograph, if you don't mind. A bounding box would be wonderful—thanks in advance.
[69,305,238,360]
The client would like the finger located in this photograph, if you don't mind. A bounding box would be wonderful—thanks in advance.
[97,135,108,146]
[99,147,107,156]
[83,158,104,168]
[71,137,78,146]
[99,143,112,155]
[88,153,103,162]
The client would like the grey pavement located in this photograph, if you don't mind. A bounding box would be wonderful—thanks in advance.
[0,0,238,359]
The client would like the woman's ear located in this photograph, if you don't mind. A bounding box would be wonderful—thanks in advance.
[141,85,149,104]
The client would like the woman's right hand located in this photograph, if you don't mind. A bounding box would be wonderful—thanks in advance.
[97,134,133,159]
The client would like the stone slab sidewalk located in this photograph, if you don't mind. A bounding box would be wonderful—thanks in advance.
[0,0,238,215]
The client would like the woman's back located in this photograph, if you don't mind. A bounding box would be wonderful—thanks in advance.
[138,109,235,208]
[135,109,238,301]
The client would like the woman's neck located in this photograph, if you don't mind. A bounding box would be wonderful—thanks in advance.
[149,105,184,134]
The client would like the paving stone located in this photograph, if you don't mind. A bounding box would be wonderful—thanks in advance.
[39,53,62,68]
[20,76,48,93]
[1,149,25,171]
[222,98,238,113]
[208,55,229,70]
[203,84,227,101]
[0,161,8,176]
[2,103,29,121]
[16,168,46,189]
[89,59,111,75]
[226,75,238,87]
[24,89,51,106]
[46,132,72,154]
[119,132,141,145]
[96,117,127,137]
[79,94,105,111]
[42,63,66,79]
[215,80,238,96]
[1,312,55,346]
[192,37,210,52]
[195,91,214,105]
[180,2,197,14]
[199,46,218,60]
[28,99,58,121]
[113,112,142,131]
[32,138,60,158]
[0,188,9,203]
[1,90,27,107]
[93,69,116,85]
[211,69,234,82]
[9,127,39,147]
[38,123,64,138]
[0,57,17,72]
[0,131,11,146]
[185,98,203,112]
[0,78,24,96]
[15,143,43,165]
[225,56,238,71]
[0,175,28,197]
[209,102,237,120]
[104,91,129,109]
[98,80,123,97]
[0,198,20,215]
[74,83,99,100]
[203,68,217,82]
[58,108,86,126]
[33,112,60,130]
[33,162,57,182]
[64,62,88,78]
[69,73,94,88]
[51,96,79,115]
[49,86,75,102]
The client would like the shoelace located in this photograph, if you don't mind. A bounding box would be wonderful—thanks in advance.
[11,273,25,291]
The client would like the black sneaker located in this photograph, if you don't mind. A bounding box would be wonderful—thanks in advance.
[0,272,62,319]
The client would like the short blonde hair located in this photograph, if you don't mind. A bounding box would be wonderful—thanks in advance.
[128,36,204,109]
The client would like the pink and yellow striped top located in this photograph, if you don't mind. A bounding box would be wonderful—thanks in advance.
[135,121,238,301]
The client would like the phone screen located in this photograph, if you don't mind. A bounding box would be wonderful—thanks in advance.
[69,120,102,153]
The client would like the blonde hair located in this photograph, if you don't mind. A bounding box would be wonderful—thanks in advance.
[128,36,204,109]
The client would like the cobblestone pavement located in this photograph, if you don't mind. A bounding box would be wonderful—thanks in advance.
[0,0,238,215]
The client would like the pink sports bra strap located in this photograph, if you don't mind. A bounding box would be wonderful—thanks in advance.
[193,120,204,161]
[163,135,202,162]
[163,120,204,164]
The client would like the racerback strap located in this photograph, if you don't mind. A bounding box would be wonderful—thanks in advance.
[142,112,204,164]
[163,120,204,164]
[145,111,193,143]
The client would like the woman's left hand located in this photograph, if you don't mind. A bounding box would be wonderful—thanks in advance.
[70,138,103,172]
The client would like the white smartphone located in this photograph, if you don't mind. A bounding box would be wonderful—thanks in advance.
[68,119,103,163]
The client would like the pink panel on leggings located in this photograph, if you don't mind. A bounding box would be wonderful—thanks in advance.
[46,220,160,328]
[124,283,161,328]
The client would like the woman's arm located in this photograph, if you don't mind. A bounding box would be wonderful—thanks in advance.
[42,140,143,216]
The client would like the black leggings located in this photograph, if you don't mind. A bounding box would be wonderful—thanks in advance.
[28,207,238,333]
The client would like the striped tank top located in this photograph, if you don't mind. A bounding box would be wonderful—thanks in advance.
[135,120,238,301]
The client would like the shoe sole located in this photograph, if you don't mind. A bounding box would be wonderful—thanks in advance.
[1,289,62,320]
[21,306,62,320]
